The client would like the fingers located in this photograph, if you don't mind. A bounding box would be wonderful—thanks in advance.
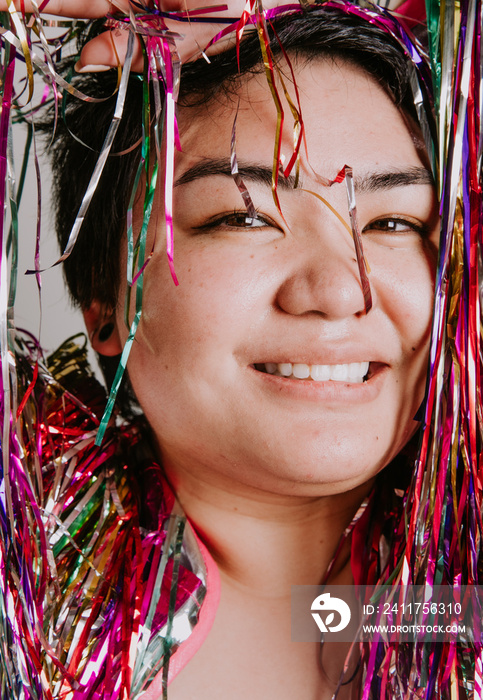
[0,1,112,18]
[2,0,302,70]
[76,28,144,73]
[74,21,218,72]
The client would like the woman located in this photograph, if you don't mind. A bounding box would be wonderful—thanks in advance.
[1,1,479,699]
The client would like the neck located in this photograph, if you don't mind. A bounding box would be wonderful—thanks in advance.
[163,461,372,596]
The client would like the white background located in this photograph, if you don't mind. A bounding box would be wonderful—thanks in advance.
[13,122,85,353]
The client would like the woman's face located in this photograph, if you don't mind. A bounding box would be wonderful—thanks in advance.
[116,59,439,498]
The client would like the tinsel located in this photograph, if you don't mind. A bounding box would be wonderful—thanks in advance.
[0,0,481,699]
[1,335,209,699]
[352,0,483,697]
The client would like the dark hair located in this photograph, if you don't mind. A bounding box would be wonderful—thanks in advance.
[49,5,422,314]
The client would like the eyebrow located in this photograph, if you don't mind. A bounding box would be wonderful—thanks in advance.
[174,158,434,193]
[354,166,435,192]
[174,159,298,190]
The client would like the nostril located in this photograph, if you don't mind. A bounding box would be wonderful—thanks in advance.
[275,255,370,320]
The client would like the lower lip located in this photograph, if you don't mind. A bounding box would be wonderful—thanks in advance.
[249,364,387,404]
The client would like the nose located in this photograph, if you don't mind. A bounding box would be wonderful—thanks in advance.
[276,225,369,320]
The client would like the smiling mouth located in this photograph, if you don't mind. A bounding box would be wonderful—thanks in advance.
[254,361,370,383]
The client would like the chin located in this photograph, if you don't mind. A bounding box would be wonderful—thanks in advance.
[240,450,388,498]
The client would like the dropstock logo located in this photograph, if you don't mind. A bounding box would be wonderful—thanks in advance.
[311,592,352,633]
[293,585,475,642]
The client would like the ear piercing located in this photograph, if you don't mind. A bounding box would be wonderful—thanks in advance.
[98,323,114,342]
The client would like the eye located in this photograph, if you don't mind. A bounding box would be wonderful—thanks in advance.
[222,211,271,228]
[363,217,428,236]
[193,209,279,232]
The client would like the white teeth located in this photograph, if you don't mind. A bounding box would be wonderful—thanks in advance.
[348,362,367,383]
[311,364,331,382]
[293,363,310,379]
[264,361,370,383]
[332,364,348,381]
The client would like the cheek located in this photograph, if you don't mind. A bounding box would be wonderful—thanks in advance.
[371,248,435,431]
[122,250,266,456]
[372,245,436,350]
[124,245,271,367]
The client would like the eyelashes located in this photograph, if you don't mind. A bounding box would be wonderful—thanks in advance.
[193,210,429,239]
[192,209,280,233]
[362,217,429,237]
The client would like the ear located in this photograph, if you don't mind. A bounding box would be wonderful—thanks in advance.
[83,301,123,357]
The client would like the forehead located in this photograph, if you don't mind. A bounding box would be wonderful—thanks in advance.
[175,58,426,182]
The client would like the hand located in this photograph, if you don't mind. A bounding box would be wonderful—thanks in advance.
[0,0,289,71]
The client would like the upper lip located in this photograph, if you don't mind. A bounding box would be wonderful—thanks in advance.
[239,337,391,367]
[248,352,387,366]
[255,359,374,365]
[243,335,388,363]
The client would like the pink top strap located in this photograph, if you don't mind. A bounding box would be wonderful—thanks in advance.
[140,532,221,698]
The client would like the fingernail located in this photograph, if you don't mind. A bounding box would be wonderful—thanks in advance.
[74,60,113,73]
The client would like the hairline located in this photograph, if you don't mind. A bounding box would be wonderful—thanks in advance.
[178,50,401,114]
